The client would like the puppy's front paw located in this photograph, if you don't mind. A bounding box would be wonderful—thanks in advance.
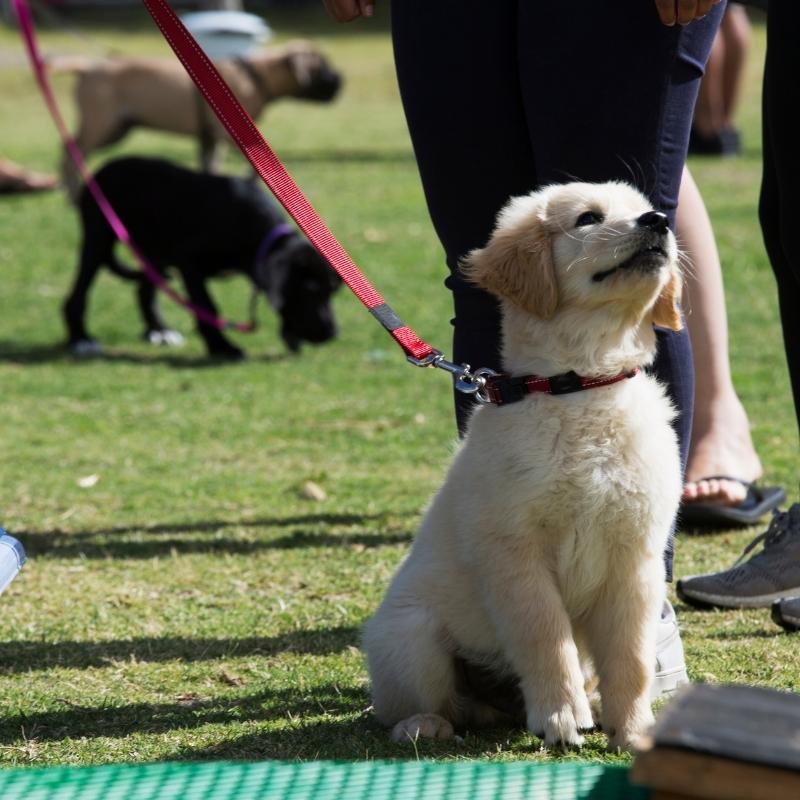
[604,705,655,752]
[573,691,596,732]
[527,704,585,749]
[606,727,651,753]
[146,328,184,347]
[390,713,454,743]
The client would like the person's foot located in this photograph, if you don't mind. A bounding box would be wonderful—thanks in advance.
[683,397,763,507]
[0,159,58,194]
[687,125,742,157]
[677,504,800,609]
[771,597,800,632]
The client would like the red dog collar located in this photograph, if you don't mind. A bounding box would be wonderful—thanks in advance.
[482,368,639,406]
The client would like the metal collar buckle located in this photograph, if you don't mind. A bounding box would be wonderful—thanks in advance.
[407,350,499,404]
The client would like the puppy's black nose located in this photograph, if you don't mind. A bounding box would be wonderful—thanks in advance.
[637,211,669,234]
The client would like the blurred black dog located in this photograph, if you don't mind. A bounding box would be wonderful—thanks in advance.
[64,156,342,359]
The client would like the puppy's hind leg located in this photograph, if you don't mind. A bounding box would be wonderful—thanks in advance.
[363,601,460,743]
[63,114,133,202]
[63,238,109,355]
[61,146,82,204]
[131,268,184,347]
[178,269,243,360]
[199,128,225,174]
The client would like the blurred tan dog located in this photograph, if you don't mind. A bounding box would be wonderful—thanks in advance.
[54,41,341,198]
[363,181,683,750]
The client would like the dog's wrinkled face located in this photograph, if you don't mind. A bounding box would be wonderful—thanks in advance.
[462,182,682,331]
[255,238,342,353]
[284,42,342,102]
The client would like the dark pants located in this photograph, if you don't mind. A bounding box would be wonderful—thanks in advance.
[761,2,800,440]
[391,1,724,580]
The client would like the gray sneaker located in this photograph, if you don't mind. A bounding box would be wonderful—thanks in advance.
[771,596,800,632]
[652,600,689,700]
[677,504,800,609]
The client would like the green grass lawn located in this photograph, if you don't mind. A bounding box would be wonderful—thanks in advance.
[0,6,797,769]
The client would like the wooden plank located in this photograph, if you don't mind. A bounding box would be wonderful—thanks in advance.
[645,684,800,771]
[632,747,800,800]
[633,684,800,799]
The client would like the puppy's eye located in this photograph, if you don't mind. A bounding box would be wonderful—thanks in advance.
[575,211,604,227]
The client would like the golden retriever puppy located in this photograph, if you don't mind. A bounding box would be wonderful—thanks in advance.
[363,181,683,750]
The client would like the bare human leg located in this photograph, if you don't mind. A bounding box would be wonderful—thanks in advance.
[678,165,762,507]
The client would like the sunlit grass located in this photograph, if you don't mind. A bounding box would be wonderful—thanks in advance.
[0,8,796,768]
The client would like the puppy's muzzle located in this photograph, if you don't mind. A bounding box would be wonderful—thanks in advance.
[303,70,342,102]
[636,210,669,235]
[592,213,671,282]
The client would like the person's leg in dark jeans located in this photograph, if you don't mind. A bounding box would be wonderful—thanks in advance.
[392,0,723,579]
[663,2,800,630]
[391,3,537,430]
[760,1,800,435]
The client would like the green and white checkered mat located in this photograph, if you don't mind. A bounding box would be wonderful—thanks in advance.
[0,760,648,800]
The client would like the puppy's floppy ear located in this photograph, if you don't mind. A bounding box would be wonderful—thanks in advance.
[651,267,683,331]
[461,215,558,319]
[254,245,292,310]
[303,243,343,291]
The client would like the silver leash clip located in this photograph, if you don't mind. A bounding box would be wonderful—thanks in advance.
[407,350,499,403]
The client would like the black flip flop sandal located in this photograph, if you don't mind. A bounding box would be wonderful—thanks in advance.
[679,476,786,530]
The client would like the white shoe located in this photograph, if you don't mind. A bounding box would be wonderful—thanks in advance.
[146,329,185,347]
[652,600,689,700]
[0,530,26,595]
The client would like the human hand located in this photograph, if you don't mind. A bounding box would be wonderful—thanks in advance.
[322,0,375,22]
[654,0,721,25]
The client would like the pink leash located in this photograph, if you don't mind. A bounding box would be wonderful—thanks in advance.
[13,0,255,333]
[140,0,438,362]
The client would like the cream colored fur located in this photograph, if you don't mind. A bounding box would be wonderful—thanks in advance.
[363,181,683,751]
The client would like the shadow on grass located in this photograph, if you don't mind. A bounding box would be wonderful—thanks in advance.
[179,725,619,770]
[0,681,575,763]
[174,717,524,763]
[0,624,358,674]
[176,717,618,764]
[0,682,371,745]
[18,529,412,559]
[702,627,786,640]
[15,512,414,558]
[0,340,288,368]
[23,512,399,537]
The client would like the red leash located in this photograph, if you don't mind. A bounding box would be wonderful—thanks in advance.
[141,0,439,364]
[17,0,496,395]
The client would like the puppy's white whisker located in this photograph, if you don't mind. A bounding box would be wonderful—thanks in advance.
[676,250,697,282]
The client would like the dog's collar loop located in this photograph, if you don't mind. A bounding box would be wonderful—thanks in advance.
[481,368,639,406]
[253,223,295,272]
[247,224,296,330]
